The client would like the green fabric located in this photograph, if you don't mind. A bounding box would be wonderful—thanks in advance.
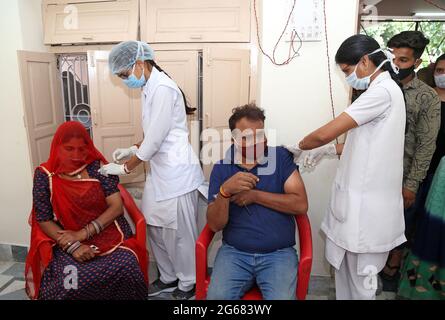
[425,158,445,219]
[398,158,445,300]
[398,252,445,300]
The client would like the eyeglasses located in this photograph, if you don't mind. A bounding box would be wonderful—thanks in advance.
[117,64,138,80]
[117,69,132,80]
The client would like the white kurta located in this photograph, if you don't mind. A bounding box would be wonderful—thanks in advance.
[136,68,205,229]
[321,71,407,254]
[148,190,199,292]
[321,72,407,299]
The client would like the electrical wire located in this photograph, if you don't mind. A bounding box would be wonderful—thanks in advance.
[322,0,339,135]
[253,0,302,66]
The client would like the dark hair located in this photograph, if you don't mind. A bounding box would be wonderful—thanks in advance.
[434,53,445,68]
[229,103,265,131]
[335,34,402,91]
[146,60,197,115]
[387,31,430,59]
[434,53,445,87]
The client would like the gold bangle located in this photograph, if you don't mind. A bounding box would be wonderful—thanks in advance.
[124,163,132,174]
[219,186,231,199]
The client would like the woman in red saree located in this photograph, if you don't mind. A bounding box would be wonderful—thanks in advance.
[25,121,147,300]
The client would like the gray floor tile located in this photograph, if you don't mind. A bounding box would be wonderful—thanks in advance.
[0,245,13,262]
[0,289,28,300]
[2,263,25,279]
[308,276,332,296]
[0,280,25,296]
[0,275,13,290]
[11,247,28,263]
[0,261,14,274]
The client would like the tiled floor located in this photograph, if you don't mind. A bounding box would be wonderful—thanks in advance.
[0,261,26,300]
[0,259,396,300]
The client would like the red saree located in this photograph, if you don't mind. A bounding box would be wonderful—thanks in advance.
[25,122,147,299]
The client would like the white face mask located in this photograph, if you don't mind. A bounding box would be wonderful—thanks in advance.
[435,74,445,89]
[345,48,399,90]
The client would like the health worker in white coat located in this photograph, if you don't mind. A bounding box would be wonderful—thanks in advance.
[99,41,205,300]
[293,35,407,300]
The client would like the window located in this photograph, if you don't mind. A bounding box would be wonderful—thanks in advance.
[58,54,92,137]
[360,20,445,66]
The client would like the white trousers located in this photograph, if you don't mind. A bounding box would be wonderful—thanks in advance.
[334,250,389,300]
[147,190,199,292]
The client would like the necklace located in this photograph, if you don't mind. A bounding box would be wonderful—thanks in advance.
[63,165,87,180]
[63,173,82,180]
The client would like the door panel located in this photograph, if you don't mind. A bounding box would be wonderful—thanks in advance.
[88,51,145,184]
[18,51,64,170]
[202,47,250,179]
[43,0,139,45]
[141,0,251,43]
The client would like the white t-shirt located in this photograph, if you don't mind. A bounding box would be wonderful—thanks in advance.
[321,71,407,253]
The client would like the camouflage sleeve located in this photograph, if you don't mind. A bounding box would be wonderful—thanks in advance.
[404,93,441,193]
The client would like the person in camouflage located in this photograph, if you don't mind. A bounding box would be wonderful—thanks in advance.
[379,31,442,292]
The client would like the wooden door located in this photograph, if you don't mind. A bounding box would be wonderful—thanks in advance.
[88,50,145,184]
[18,51,64,170]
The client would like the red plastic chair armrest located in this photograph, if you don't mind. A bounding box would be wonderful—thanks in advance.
[296,214,313,300]
[196,224,216,300]
[118,185,146,245]
[118,185,148,283]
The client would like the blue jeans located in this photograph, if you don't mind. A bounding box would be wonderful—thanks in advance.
[207,243,298,300]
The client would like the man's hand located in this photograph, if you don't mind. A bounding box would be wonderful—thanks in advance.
[57,230,85,251]
[231,190,258,207]
[72,245,100,263]
[403,188,416,209]
[222,172,259,195]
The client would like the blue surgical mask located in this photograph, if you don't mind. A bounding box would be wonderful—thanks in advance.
[345,63,372,90]
[345,48,397,90]
[434,74,445,89]
[123,64,146,88]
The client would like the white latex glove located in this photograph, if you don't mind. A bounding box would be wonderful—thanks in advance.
[284,144,305,165]
[98,163,127,177]
[113,146,138,163]
[303,144,337,169]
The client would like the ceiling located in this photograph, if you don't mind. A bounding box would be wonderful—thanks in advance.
[361,0,445,17]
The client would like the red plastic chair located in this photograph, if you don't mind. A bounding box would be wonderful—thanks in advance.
[196,214,313,300]
[118,185,149,285]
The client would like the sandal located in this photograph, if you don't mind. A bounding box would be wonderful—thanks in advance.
[379,263,401,292]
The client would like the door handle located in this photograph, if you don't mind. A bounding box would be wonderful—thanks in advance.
[82,36,94,41]
[190,34,203,40]
[93,109,98,126]
[88,52,95,68]
[205,113,210,128]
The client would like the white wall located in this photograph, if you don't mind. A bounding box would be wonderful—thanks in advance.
[258,0,359,276]
[0,1,360,274]
[0,0,46,246]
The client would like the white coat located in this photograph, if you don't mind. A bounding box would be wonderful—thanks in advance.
[321,71,407,254]
[136,67,204,229]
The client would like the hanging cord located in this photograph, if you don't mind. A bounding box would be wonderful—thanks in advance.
[423,0,445,11]
[253,0,302,66]
[322,0,339,146]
